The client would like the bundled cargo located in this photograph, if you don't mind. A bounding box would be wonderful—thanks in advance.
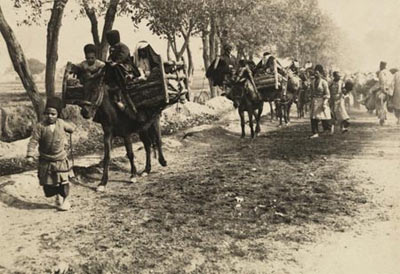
[254,73,277,90]
[62,58,189,111]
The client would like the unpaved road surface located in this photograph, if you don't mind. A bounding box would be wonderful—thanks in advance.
[1,109,399,274]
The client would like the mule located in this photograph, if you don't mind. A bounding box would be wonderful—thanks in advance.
[297,71,312,118]
[228,79,264,138]
[78,70,167,192]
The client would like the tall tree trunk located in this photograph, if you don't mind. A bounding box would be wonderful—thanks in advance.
[83,0,101,56]
[201,31,216,98]
[167,39,172,61]
[98,0,120,61]
[0,5,44,120]
[45,0,68,98]
[185,40,194,78]
[208,18,218,98]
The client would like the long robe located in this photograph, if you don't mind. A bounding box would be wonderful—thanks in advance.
[27,119,75,186]
[311,78,331,120]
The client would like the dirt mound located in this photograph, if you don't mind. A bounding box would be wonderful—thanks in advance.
[205,96,234,113]
[0,105,36,142]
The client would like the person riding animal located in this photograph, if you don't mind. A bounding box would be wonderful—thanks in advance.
[71,44,105,84]
[133,41,162,81]
[254,52,286,77]
[105,30,140,114]
[223,59,261,108]
[289,59,300,75]
[206,43,238,88]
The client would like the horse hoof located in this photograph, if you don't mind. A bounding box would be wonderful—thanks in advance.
[129,176,138,184]
[96,185,106,192]
[159,159,167,167]
[141,172,149,177]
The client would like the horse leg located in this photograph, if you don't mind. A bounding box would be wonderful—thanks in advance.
[150,118,167,167]
[239,108,246,138]
[123,135,138,183]
[248,110,255,138]
[97,131,112,192]
[139,130,152,175]
[255,103,263,134]
[277,103,283,127]
[286,102,291,125]
[269,101,274,120]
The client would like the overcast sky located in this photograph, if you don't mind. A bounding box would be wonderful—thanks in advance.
[1,0,400,78]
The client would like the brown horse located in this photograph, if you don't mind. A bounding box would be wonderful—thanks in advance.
[227,79,263,138]
[78,72,167,192]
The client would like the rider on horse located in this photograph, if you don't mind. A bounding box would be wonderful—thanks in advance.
[105,30,140,114]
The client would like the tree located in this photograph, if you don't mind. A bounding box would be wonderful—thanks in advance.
[130,0,206,80]
[45,0,69,97]
[275,0,344,68]
[0,4,45,120]
[79,0,121,60]
[13,0,69,98]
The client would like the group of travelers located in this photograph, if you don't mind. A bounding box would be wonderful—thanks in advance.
[206,43,352,139]
[26,29,161,211]
[25,33,400,211]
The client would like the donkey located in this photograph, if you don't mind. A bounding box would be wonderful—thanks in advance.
[78,70,167,192]
[227,78,264,138]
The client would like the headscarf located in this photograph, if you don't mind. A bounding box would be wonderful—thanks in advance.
[133,41,161,70]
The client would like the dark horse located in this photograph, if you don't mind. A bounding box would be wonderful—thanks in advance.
[297,70,313,118]
[280,70,301,125]
[78,68,167,192]
[227,78,263,138]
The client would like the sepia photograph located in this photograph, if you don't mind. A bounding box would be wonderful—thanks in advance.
[0,0,399,273]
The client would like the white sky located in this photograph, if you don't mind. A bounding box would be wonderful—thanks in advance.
[1,0,400,77]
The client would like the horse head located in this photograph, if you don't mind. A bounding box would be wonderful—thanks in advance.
[79,68,106,119]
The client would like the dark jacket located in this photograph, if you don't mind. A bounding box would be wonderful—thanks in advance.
[109,42,131,65]
[206,54,238,87]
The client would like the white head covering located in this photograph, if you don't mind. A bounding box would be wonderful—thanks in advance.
[133,40,150,67]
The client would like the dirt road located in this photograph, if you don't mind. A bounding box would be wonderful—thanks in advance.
[1,108,399,274]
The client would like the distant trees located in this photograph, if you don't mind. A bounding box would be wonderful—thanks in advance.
[0,4,45,119]
[13,0,69,98]
[28,58,46,75]
[2,0,346,109]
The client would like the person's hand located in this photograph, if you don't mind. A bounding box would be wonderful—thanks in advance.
[26,156,34,164]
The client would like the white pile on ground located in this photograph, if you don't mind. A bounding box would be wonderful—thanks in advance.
[1,171,43,203]
[205,96,234,113]
[160,101,217,127]
[0,139,29,159]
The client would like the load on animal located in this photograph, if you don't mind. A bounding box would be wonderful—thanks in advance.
[62,30,188,191]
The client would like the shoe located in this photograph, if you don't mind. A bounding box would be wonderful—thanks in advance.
[58,199,71,211]
[309,133,319,139]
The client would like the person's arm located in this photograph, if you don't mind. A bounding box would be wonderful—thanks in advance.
[26,123,41,159]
